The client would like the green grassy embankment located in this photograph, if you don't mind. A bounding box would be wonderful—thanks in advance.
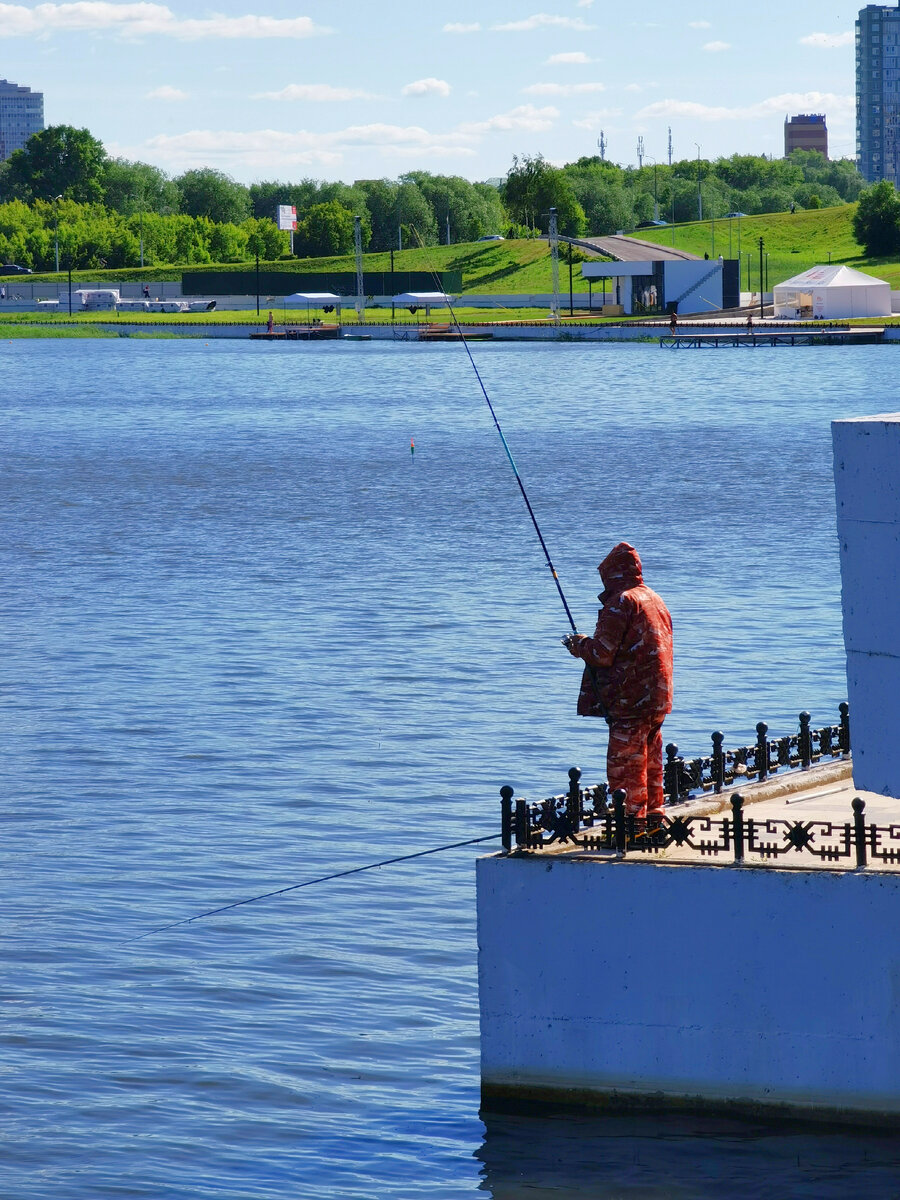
[630,204,900,289]
[20,240,569,295]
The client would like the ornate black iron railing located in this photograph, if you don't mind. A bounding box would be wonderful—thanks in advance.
[501,788,900,871]
[500,705,854,858]
[663,704,849,804]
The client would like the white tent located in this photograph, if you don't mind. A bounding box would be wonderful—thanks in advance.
[773,265,891,320]
[393,291,454,313]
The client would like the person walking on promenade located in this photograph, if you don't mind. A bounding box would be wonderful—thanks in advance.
[669,310,677,337]
[564,542,674,823]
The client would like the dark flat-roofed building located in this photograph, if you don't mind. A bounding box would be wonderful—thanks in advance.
[784,113,828,158]
[0,79,44,162]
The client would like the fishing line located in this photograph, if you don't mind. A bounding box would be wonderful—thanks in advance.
[410,226,579,635]
[121,832,499,947]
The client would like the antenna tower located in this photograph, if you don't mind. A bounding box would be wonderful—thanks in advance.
[668,127,673,166]
[637,136,644,168]
[597,132,606,161]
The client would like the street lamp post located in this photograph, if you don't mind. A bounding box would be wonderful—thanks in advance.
[645,156,659,222]
[695,144,703,221]
[758,237,765,321]
[54,195,62,273]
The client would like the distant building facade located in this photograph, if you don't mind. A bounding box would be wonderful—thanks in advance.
[857,3,900,184]
[0,79,44,162]
[784,114,828,158]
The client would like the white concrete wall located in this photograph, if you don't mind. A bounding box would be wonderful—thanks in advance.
[833,415,900,796]
[478,854,900,1122]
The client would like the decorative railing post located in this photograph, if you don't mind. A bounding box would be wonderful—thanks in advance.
[853,797,867,870]
[567,767,582,835]
[731,793,745,865]
[501,785,514,852]
[756,722,770,781]
[514,798,529,849]
[712,730,725,794]
[840,702,851,755]
[613,788,627,858]
[799,711,813,770]
[664,743,686,803]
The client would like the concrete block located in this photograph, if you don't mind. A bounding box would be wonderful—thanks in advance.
[837,518,900,657]
[478,856,900,1121]
[845,649,900,795]
[833,415,900,524]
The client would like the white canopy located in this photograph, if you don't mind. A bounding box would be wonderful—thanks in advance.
[773,265,891,319]
[392,292,454,306]
[283,292,342,304]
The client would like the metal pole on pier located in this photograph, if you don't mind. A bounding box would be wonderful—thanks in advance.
[758,237,765,322]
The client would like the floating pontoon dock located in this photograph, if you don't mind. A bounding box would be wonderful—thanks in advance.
[660,327,885,349]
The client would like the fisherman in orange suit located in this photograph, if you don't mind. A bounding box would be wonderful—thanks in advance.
[564,543,674,822]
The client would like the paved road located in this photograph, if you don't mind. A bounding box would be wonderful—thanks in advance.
[574,234,703,262]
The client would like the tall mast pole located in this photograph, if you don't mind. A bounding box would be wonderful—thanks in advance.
[354,215,365,325]
[549,206,560,325]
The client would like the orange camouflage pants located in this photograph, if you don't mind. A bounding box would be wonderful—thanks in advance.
[606,718,665,819]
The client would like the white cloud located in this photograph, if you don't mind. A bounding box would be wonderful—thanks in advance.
[402,77,452,97]
[115,103,562,174]
[636,91,854,124]
[689,20,711,29]
[703,41,731,52]
[255,84,373,102]
[800,31,854,49]
[492,13,593,32]
[146,84,187,101]
[577,0,593,7]
[127,123,476,171]
[459,104,559,134]
[572,108,623,130]
[443,21,480,33]
[546,51,592,64]
[0,3,330,40]
[523,81,605,96]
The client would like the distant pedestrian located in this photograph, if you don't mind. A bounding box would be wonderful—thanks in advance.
[142,284,150,299]
[0,286,5,301]
[669,310,677,336]
[267,310,274,334]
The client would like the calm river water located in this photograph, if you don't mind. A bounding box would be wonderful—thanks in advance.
[4,339,900,1198]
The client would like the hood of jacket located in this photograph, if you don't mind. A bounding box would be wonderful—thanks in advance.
[598,541,643,602]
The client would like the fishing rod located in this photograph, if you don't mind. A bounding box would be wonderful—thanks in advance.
[121,832,499,946]
[410,227,580,636]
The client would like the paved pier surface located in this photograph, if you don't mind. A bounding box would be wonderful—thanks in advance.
[526,760,900,871]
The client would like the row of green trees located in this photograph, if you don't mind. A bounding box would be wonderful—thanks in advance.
[503,150,868,237]
[0,122,879,269]
[0,199,285,271]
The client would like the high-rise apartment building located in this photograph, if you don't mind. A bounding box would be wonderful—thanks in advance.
[784,114,829,158]
[857,4,900,184]
[0,79,44,162]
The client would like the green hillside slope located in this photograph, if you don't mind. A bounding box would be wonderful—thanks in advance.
[630,205,900,289]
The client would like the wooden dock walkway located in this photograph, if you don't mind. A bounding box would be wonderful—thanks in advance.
[660,327,885,349]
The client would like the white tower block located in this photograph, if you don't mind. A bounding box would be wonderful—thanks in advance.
[833,414,900,797]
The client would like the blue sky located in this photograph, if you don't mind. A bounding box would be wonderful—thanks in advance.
[0,1,865,182]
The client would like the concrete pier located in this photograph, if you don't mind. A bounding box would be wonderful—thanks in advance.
[477,408,900,1126]
[478,770,900,1126]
